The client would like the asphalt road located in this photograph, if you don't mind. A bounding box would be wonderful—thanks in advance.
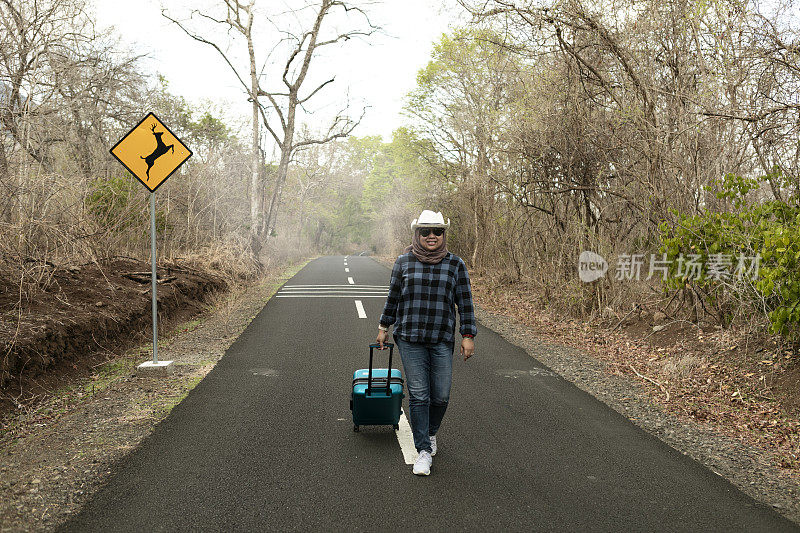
[60,256,799,532]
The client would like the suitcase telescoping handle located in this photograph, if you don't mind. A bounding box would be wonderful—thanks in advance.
[367,342,394,396]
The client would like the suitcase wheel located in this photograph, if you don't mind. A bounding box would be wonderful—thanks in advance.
[353,425,359,432]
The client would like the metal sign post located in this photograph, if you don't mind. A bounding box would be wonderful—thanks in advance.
[109,112,192,375]
[151,192,159,364]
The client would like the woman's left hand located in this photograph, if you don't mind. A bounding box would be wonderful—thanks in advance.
[461,337,475,361]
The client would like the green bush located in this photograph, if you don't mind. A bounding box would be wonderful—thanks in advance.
[86,175,138,228]
[658,170,800,340]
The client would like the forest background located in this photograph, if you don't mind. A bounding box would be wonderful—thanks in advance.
[1,0,800,433]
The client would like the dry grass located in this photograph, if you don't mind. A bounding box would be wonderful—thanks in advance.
[660,353,707,382]
[176,241,258,283]
[205,283,248,336]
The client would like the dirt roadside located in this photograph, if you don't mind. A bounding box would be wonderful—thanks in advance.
[0,257,227,404]
[0,258,311,533]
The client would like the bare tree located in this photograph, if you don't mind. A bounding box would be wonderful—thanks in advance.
[164,1,267,257]
[0,0,92,172]
[0,0,143,239]
[257,0,374,237]
[165,0,376,253]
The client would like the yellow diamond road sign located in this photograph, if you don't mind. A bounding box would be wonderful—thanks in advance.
[110,113,192,192]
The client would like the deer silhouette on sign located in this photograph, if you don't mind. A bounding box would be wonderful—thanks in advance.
[141,123,174,180]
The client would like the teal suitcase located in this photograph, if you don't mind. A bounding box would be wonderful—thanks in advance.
[350,343,404,432]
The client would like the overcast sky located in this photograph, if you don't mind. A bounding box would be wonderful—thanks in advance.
[94,0,462,143]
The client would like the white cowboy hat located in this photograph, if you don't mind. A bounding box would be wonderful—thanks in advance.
[411,210,450,230]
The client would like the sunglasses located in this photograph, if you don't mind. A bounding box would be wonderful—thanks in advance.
[419,228,444,237]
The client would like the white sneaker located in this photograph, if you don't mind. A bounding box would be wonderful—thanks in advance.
[413,450,432,476]
[430,435,437,456]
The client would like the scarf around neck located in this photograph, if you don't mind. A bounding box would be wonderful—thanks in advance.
[404,228,448,264]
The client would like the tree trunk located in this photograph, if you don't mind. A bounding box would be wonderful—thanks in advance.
[0,143,11,224]
[247,15,263,256]
[471,183,479,269]
[265,136,293,237]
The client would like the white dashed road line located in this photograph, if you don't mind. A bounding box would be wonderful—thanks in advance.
[396,410,417,464]
[354,300,367,319]
[348,277,354,285]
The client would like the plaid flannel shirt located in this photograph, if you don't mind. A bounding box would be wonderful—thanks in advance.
[379,252,477,344]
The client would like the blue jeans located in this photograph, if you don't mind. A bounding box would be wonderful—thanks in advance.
[394,337,455,453]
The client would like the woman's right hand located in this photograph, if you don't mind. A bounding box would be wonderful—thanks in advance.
[376,328,389,348]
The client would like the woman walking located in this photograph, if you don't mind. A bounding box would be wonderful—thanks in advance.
[376,210,477,476]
